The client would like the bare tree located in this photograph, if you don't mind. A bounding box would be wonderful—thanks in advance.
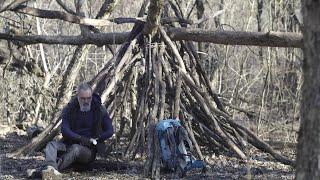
[296,0,320,179]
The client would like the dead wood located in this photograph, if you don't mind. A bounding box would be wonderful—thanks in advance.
[11,5,111,27]
[143,0,164,36]
[0,28,302,48]
[167,27,303,48]
[173,72,182,118]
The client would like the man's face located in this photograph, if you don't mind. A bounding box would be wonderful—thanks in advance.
[77,89,92,112]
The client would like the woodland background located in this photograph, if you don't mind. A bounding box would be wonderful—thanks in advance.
[0,0,302,144]
[0,0,302,179]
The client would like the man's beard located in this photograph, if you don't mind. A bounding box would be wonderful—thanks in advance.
[80,103,91,112]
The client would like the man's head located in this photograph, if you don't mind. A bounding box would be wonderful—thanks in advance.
[77,83,92,112]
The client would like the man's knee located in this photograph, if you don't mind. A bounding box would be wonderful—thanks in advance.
[45,141,57,153]
[69,144,82,157]
[69,144,95,163]
[45,141,66,155]
[46,141,56,148]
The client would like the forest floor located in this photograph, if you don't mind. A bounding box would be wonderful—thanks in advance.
[0,123,296,180]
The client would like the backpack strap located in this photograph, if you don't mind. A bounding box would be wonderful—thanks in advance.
[177,126,193,153]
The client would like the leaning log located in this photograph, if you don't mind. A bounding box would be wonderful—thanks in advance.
[9,45,87,157]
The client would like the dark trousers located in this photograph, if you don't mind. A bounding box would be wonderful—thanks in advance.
[44,141,96,171]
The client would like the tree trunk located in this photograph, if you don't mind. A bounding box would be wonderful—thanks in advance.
[296,1,320,179]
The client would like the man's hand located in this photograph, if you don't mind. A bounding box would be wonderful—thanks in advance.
[80,136,92,147]
[90,138,97,145]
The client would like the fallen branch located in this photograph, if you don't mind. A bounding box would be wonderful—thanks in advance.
[167,27,303,48]
[0,28,303,48]
[11,5,111,27]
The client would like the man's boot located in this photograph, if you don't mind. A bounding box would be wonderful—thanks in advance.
[41,165,62,180]
[26,168,42,179]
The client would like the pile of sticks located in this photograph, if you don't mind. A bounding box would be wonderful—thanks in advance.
[90,24,294,178]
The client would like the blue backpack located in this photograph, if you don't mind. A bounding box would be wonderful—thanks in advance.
[156,119,206,177]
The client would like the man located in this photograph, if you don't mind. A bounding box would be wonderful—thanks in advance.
[28,83,114,178]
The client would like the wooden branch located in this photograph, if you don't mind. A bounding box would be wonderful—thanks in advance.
[144,44,161,178]
[159,26,187,71]
[110,17,145,24]
[55,0,77,15]
[224,102,258,119]
[198,89,295,166]
[95,0,119,19]
[100,34,141,103]
[75,0,91,36]
[180,103,204,159]
[163,29,247,159]
[8,116,61,157]
[228,118,295,166]
[98,17,191,25]
[125,58,151,159]
[143,0,164,36]
[181,93,226,151]
[11,5,111,27]
[125,91,147,158]
[161,17,193,25]
[0,27,303,48]
[158,42,166,120]
[9,45,88,156]
[0,32,129,46]
[90,16,146,91]
[173,72,182,118]
[183,41,226,112]
[5,3,189,26]
[0,0,30,13]
[167,27,303,48]
[189,83,247,159]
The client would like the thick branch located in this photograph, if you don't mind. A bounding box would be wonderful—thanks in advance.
[0,27,303,48]
[0,32,129,45]
[143,0,164,36]
[11,5,111,27]
[167,27,303,48]
[95,0,119,19]
[55,0,77,15]
[0,0,30,13]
